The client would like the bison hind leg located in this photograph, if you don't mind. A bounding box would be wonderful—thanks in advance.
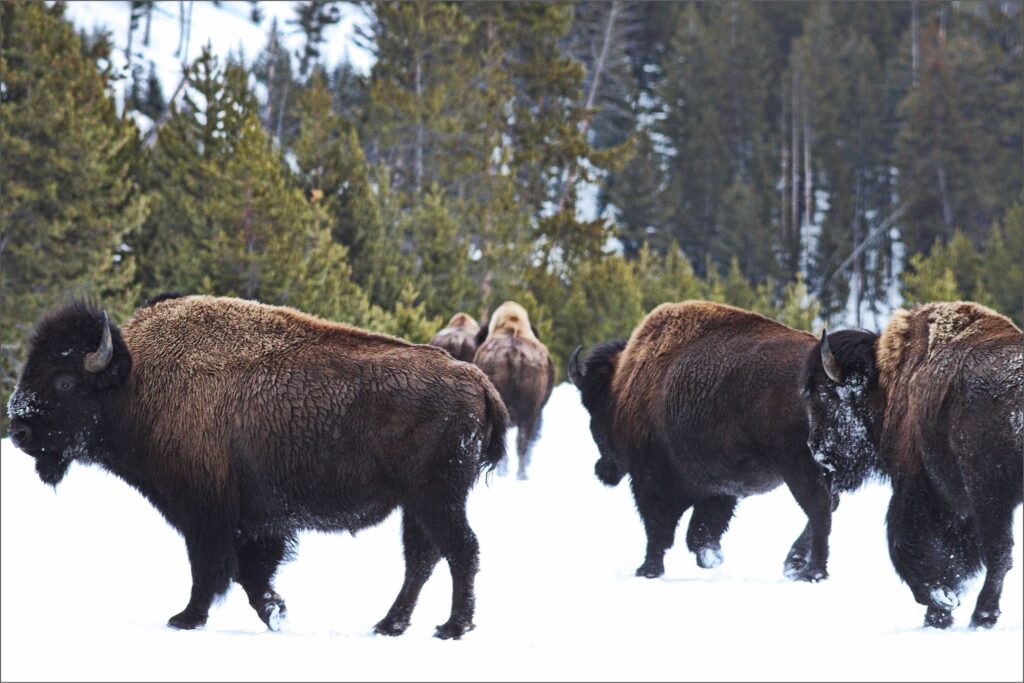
[515,416,542,480]
[374,509,442,637]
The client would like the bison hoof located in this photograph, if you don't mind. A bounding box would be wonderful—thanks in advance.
[928,585,959,610]
[787,565,827,583]
[516,472,529,481]
[434,620,475,640]
[925,606,954,629]
[782,553,808,580]
[374,617,411,637]
[970,610,1000,629]
[696,547,724,569]
[635,561,664,579]
[259,600,287,632]
[167,608,208,630]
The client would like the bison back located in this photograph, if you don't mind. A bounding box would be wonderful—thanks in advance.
[474,336,552,425]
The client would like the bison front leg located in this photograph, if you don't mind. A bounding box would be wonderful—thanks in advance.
[686,496,736,569]
[168,526,238,630]
[237,534,294,631]
[886,477,980,629]
[630,469,691,579]
[784,492,839,579]
[375,510,441,637]
[781,462,832,582]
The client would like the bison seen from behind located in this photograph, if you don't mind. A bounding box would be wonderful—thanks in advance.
[804,301,1023,628]
[428,313,481,363]
[568,301,837,581]
[6,295,509,639]
[473,301,554,480]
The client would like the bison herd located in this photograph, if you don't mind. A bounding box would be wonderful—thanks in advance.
[6,293,1022,637]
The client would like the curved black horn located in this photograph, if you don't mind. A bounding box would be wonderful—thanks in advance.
[84,311,113,373]
[820,328,843,383]
[567,345,586,386]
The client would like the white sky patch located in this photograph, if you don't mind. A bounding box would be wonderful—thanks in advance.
[63,1,375,114]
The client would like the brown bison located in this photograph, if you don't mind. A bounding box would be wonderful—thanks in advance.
[473,301,554,480]
[803,301,1023,628]
[568,301,837,581]
[6,294,509,639]
[428,312,481,363]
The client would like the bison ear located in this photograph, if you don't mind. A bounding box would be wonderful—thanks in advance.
[820,329,844,384]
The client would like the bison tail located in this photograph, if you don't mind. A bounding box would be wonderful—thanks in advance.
[479,381,511,474]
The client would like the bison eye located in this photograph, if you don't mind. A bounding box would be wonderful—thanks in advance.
[53,374,76,395]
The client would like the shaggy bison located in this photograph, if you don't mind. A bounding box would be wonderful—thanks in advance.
[428,312,481,362]
[6,294,509,639]
[473,301,554,480]
[568,301,837,581]
[803,301,1023,628]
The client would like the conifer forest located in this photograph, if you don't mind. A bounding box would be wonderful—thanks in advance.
[1,0,1022,424]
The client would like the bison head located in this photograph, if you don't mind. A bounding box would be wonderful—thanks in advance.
[7,302,132,486]
[568,340,628,487]
[800,328,884,492]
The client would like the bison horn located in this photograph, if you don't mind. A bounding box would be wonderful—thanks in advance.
[84,311,113,373]
[568,345,586,386]
[820,328,843,383]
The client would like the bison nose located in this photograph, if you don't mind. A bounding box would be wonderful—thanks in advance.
[8,421,33,449]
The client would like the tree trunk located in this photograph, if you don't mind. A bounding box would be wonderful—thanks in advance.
[414,49,424,195]
[911,0,919,86]
[556,0,621,213]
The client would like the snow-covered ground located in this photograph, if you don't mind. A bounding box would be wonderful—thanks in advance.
[2,383,1021,681]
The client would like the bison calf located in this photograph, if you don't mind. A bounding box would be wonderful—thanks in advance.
[428,313,481,363]
[569,301,837,581]
[473,301,554,480]
[6,295,509,639]
[803,301,1023,629]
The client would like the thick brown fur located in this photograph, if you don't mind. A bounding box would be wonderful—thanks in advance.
[473,301,554,480]
[7,295,509,639]
[572,301,837,582]
[802,301,1023,628]
[428,312,481,363]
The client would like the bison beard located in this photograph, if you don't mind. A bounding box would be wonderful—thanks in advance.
[804,301,1023,629]
[6,295,509,639]
[570,302,837,583]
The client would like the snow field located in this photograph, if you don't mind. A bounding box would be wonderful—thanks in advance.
[1,383,1021,682]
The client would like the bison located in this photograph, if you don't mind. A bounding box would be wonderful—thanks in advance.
[473,301,554,480]
[568,301,838,581]
[803,301,1023,628]
[428,312,481,363]
[6,294,509,639]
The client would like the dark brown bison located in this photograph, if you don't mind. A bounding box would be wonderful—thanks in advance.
[6,294,509,639]
[803,301,1023,628]
[473,301,554,480]
[568,301,837,581]
[428,312,481,363]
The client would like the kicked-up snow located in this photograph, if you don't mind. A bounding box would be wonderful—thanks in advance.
[1,383,1021,682]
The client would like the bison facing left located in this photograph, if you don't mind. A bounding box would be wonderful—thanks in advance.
[6,295,509,639]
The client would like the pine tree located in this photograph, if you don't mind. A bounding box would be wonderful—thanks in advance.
[253,17,299,145]
[290,0,341,79]
[0,0,145,424]
[981,202,1024,326]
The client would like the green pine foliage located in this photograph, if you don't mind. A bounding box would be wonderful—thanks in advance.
[1,0,145,425]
